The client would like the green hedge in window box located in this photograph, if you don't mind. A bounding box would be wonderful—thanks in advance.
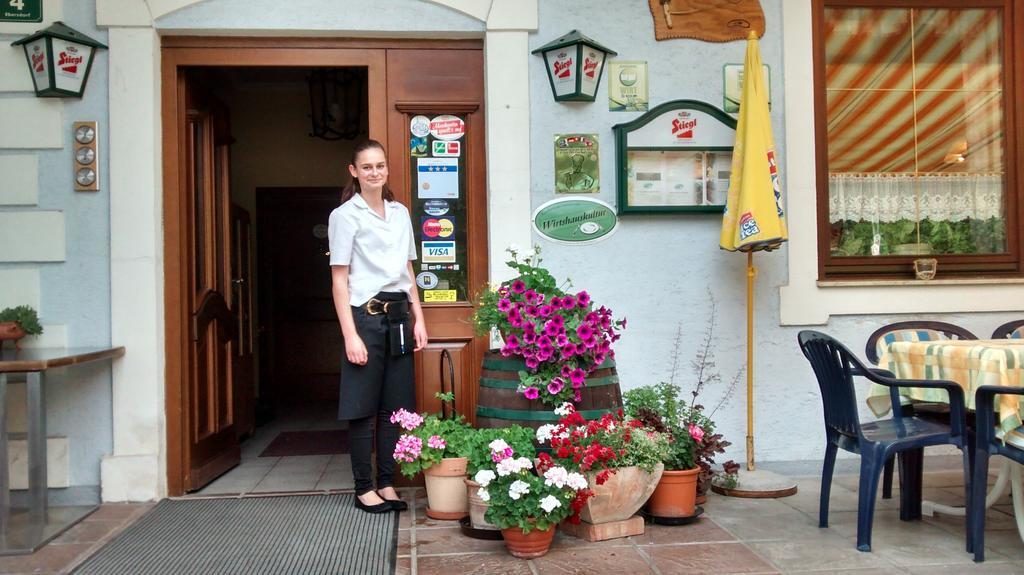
[832,217,1006,257]
[0,305,43,336]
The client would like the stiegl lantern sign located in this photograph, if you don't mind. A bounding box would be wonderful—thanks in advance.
[532,30,616,102]
[12,22,107,98]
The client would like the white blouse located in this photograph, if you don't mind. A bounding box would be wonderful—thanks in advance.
[328,193,417,306]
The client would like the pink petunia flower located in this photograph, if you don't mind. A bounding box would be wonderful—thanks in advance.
[523,387,540,400]
[511,280,526,294]
[525,357,540,369]
[497,298,512,312]
[560,296,577,309]
[547,378,565,395]
[538,305,553,318]
[576,291,591,307]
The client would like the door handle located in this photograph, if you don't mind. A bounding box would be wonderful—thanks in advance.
[232,278,246,287]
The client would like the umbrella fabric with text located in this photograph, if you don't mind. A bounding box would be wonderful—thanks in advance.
[717,32,793,497]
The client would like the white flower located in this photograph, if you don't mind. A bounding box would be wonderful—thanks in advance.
[474,469,496,487]
[536,424,557,444]
[539,495,561,514]
[554,402,575,417]
[477,487,490,502]
[514,457,534,472]
[496,458,517,477]
[488,439,510,453]
[543,466,569,488]
[508,480,530,500]
[506,243,522,255]
[565,472,588,491]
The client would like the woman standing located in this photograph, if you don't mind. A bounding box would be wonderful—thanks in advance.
[328,140,428,513]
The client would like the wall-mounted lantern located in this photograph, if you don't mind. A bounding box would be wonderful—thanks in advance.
[11,21,107,98]
[532,30,616,102]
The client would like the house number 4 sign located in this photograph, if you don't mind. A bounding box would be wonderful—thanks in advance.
[1,0,42,23]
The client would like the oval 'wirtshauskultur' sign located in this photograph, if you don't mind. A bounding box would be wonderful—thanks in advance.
[532,197,619,244]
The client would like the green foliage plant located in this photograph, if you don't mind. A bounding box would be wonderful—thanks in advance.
[0,305,43,336]
[463,425,536,477]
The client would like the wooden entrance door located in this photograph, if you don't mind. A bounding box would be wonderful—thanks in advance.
[181,76,241,490]
[386,49,487,420]
[162,39,482,495]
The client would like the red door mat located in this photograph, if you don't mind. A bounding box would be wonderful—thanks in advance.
[259,430,349,457]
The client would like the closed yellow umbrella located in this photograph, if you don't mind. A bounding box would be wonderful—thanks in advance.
[718,32,793,496]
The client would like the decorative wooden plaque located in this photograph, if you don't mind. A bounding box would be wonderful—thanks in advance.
[648,0,765,42]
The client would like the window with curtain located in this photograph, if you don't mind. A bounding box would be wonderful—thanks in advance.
[814,1,1021,278]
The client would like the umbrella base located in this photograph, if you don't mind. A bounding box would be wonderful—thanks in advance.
[711,469,797,498]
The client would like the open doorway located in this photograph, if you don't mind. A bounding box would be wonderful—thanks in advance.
[162,39,488,497]
[187,66,367,494]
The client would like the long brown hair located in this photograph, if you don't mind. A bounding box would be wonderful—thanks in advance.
[340,139,395,204]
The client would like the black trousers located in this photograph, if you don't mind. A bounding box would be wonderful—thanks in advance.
[340,292,415,495]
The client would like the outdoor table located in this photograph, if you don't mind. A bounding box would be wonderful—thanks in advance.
[0,346,125,555]
[866,338,1024,539]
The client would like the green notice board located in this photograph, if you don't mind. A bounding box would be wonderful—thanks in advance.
[1,0,42,22]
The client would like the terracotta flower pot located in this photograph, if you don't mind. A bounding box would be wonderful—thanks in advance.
[423,457,469,520]
[464,478,499,531]
[645,467,700,518]
[501,523,556,558]
[580,463,663,524]
[0,322,26,349]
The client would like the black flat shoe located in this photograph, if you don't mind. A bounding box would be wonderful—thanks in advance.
[354,496,393,514]
[384,498,408,511]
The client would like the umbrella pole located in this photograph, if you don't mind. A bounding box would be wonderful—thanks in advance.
[746,251,755,471]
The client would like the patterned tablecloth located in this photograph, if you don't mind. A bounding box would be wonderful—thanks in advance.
[867,339,1024,447]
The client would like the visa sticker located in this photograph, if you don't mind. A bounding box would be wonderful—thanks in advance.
[422,240,456,263]
[424,290,458,303]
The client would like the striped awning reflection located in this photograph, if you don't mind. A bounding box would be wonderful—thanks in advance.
[825,7,1005,175]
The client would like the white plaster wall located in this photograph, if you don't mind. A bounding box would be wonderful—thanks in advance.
[154,0,483,34]
[0,0,113,491]
[527,0,1024,465]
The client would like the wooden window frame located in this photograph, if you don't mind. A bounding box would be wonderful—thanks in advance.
[813,0,1024,280]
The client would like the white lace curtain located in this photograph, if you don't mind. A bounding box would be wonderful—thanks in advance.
[829,173,1004,223]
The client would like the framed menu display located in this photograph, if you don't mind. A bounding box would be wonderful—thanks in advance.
[612,99,737,214]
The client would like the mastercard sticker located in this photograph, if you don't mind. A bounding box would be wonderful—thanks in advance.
[421,216,455,238]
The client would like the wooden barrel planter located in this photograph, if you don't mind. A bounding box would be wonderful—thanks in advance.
[475,352,623,433]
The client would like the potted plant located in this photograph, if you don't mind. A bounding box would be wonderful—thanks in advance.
[474,439,590,558]
[473,245,625,406]
[392,406,473,520]
[541,405,668,526]
[624,382,707,515]
[463,425,535,531]
[0,305,43,348]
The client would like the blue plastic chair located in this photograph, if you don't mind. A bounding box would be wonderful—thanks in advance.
[864,321,978,501]
[970,385,1024,562]
[991,319,1024,340]
[798,330,971,552]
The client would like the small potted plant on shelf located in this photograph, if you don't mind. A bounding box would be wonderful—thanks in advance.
[463,425,536,531]
[540,404,668,529]
[392,398,473,520]
[0,305,43,348]
[472,244,626,406]
[474,438,590,558]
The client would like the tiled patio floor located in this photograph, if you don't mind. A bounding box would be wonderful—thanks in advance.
[397,461,1024,574]
[6,457,1024,574]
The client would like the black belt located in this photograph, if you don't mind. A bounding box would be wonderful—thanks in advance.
[363,292,410,318]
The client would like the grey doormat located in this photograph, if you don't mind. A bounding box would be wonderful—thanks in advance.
[73,494,397,575]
